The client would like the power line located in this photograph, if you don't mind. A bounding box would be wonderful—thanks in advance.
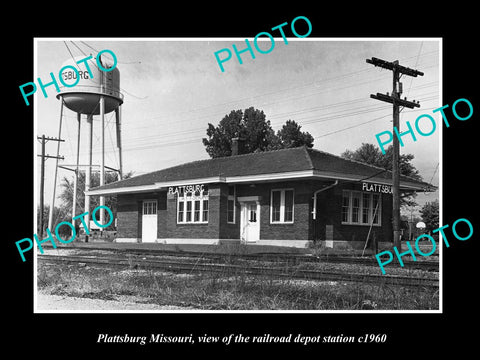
[315,114,391,138]
[117,88,439,148]
[121,101,391,143]
[406,42,424,97]
[53,44,439,162]
[61,93,439,161]
[127,57,408,126]
[75,41,147,100]
[63,41,79,67]
[70,41,90,57]
[117,106,391,151]
[127,80,439,136]
[428,162,439,185]
[80,41,98,53]
[61,41,438,129]
[97,99,439,155]
[80,40,142,65]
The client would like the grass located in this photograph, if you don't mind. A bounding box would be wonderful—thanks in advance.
[37,260,439,310]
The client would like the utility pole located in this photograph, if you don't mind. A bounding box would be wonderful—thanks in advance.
[366,57,423,251]
[37,135,64,239]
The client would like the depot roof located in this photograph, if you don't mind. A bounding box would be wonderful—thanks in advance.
[86,146,434,196]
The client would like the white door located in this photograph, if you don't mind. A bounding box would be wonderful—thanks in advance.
[142,200,157,243]
[240,202,260,242]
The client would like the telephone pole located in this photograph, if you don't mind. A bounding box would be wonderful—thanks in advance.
[366,57,423,251]
[37,135,64,239]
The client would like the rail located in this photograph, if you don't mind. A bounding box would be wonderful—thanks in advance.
[38,253,439,289]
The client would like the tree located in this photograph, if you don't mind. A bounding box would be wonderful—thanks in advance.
[37,204,70,236]
[341,143,421,181]
[276,120,314,149]
[58,170,134,230]
[401,209,423,241]
[420,200,439,233]
[202,107,314,158]
[341,143,422,207]
[202,107,275,158]
[341,143,382,167]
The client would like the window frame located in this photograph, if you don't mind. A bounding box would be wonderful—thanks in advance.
[341,190,382,226]
[176,188,209,224]
[178,201,184,223]
[202,199,209,222]
[270,188,295,224]
[142,200,157,215]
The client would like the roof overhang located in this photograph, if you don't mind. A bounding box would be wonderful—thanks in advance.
[85,170,432,196]
[85,176,227,196]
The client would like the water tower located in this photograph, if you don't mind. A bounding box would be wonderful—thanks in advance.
[49,51,124,235]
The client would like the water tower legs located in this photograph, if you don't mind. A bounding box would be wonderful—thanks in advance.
[99,95,105,228]
[48,99,64,231]
[115,106,123,180]
[71,113,81,228]
[84,113,93,238]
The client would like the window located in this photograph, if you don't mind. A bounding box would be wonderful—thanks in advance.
[203,199,209,222]
[284,190,294,222]
[271,190,281,222]
[143,200,157,215]
[270,189,294,223]
[351,192,360,223]
[186,201,192,222]
[342,192,350,223]
[194,200,201,222]
[342,190,381,226]
[227,186,235,223]
[177,187,209,224]
[372,194,380,224]
[178,201,184,222]
[362,193,370,224]
[249,203,257,222]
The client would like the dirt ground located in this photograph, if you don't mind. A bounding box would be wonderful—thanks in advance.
[36,290,195,311]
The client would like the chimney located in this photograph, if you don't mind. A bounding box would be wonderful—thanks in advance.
[231,137,245,156]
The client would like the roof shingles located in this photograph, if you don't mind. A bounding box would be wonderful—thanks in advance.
[90,146,432,192]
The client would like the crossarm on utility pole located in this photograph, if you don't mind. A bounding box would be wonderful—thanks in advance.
[366,57,423,252]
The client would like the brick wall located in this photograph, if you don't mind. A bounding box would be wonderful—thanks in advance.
[116,180,394,244]
[117,192,165,240]
[116,193,140,239]
[156,192,167,238]
[233,181,314,241]
[165,184,221,239]
[315,182,393,243]
[261,182,311,240]
[219,184,240,239]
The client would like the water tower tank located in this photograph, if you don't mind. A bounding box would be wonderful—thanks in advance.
[56,55,123,115]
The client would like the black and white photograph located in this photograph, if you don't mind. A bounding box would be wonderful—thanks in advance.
[33,38,441,313]
[6,5,478,355]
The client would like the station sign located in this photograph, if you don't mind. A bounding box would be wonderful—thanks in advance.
[362,182,393,194]
[168,184,205,196]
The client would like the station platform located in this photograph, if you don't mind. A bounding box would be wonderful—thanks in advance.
[41,239,388,257]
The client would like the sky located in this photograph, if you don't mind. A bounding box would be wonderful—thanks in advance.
[35,38,441,217]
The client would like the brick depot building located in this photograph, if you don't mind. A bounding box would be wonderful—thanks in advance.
[87,146,432,249]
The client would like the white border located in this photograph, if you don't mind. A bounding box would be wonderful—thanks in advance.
[34,37,442,314]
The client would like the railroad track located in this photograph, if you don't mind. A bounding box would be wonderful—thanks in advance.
[38,254,439,289]
[45,245,439,271]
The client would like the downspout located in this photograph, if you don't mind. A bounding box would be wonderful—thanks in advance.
[312,180,339,220]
